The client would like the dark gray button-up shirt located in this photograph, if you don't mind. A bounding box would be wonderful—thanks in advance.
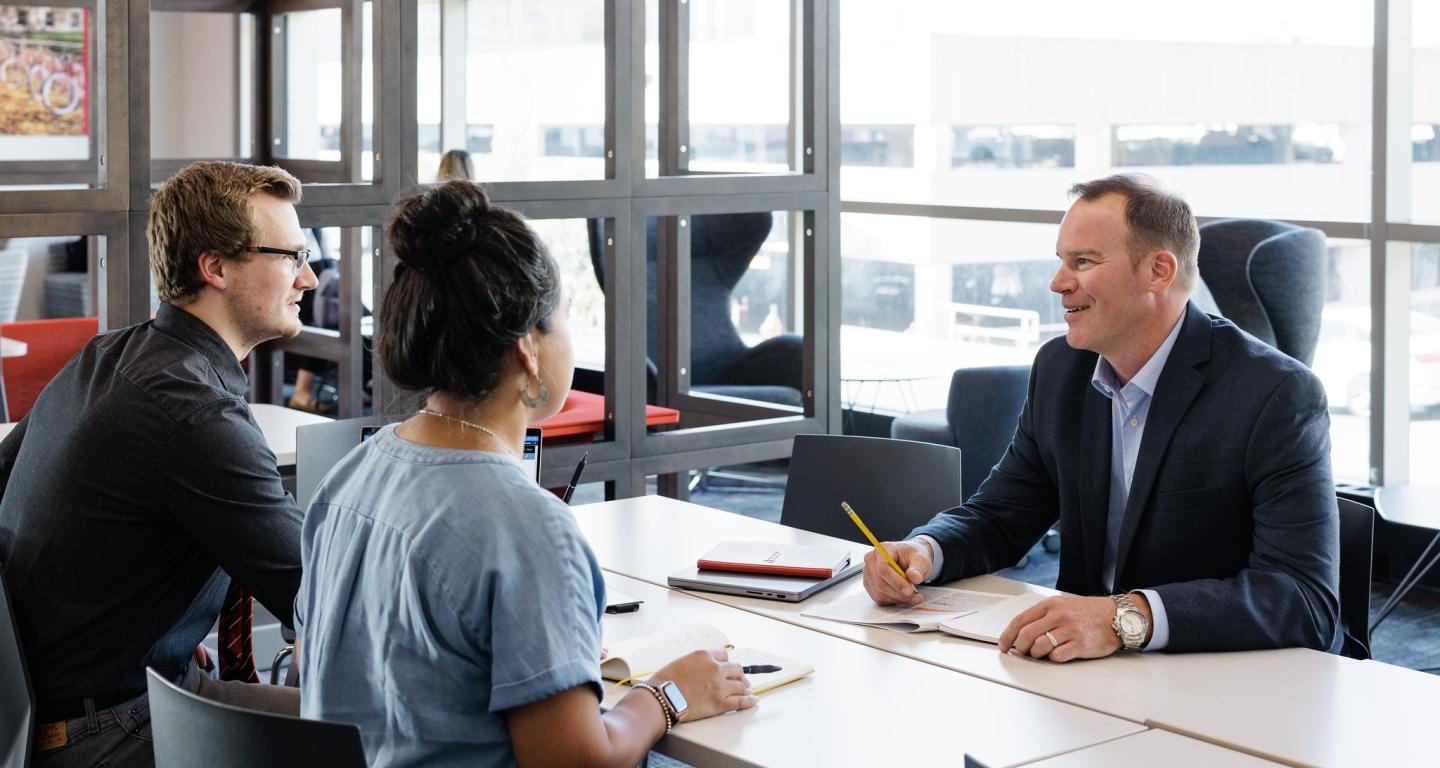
[0,303,302,704]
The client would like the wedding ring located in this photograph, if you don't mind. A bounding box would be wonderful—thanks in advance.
[1045,631,1059,649]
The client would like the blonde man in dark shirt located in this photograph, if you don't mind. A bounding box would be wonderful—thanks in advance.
[0,161,317,767]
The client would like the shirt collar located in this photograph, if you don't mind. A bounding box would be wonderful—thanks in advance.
[153,302,250,397]
[1091,310,1186,400]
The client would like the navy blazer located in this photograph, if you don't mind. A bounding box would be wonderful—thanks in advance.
[913,302,1340,653]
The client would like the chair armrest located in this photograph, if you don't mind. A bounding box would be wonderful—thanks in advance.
[890,409,955,446]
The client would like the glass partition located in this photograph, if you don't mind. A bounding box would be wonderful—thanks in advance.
[152,11,253,161]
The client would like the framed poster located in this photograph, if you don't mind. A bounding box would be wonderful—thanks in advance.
[0,5,87,137]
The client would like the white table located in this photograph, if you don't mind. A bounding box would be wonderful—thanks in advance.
[575,496,1440,766]
[249,403,332,466]
[600,573,1142,768]
[0,402,331,467]
[1021,729,1284,767]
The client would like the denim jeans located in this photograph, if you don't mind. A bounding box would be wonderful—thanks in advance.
[32,659,298,768]
[34,690,155,768]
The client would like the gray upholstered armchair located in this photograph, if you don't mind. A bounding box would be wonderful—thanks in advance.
[1195,218,1327,367]
[889,365,1030,502]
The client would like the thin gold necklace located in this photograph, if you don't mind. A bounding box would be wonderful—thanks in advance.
[418,408,515,456]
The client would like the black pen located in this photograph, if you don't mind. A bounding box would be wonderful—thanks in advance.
[561,451,589,504]
[742,665,781,674]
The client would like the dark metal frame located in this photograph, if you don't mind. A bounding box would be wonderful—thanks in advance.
[0,0,839,500]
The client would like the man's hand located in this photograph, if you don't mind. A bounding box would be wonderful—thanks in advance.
[194,643,214,672]
[861,540,932,605]
[997,594,1152,663]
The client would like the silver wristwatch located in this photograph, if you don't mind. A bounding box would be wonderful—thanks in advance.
[1110,593,1149,651]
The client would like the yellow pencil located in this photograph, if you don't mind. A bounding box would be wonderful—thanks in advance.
[841,501,915,594]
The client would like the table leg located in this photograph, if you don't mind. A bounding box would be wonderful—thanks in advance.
[1372,528,1440,631]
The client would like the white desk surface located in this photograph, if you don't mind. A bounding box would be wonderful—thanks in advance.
[600,573,1142,768]
[0,403,334,466]
[249,403,332,466]
[1022,729,1284,767]
[1,336,27,358]
[575,496,1440,767]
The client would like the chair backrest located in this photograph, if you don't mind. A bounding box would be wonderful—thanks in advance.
[0,569,34,768]
[587,212,781,386]
[0,248,26,325]
[1197,219,1327,367]
[146,668,367,768]
[0,317,99,422]
[1336,497,1375,660]
[945,365,1031,502]
[781,434,964,545]
[312,266,342,329]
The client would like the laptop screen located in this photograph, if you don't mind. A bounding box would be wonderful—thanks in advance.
[521,427,542,484]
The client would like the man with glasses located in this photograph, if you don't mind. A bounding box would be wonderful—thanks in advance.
[0,161,316,767]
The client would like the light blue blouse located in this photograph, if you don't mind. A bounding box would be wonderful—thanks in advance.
[295,424,605,768]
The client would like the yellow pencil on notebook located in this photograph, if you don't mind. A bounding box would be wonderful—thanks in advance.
[841,501,914,593]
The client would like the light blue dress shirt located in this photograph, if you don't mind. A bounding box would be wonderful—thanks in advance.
[1087,313,1184,650]
[295,424,606,768]
[918,313,1185,651]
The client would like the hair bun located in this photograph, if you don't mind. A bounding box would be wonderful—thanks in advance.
[389,181,493,274]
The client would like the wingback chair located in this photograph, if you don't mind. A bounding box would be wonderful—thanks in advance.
[1196,219,1327,367]
[585,213,804,407]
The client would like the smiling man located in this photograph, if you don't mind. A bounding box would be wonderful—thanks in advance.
[862,173,1341,660]
[0,161,316,766]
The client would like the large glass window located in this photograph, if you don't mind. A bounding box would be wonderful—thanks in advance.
[840,214,1060,414]
[646,0,800,176]
[1409,243,1440,479]
[839,0,1374,219]
[1411,3,1440,223]
[151,12,250,160]
[1311,239,1371,483]
[283,9,342,161]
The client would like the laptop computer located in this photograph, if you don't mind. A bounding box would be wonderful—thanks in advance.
[666,560,863,603]
[520,427,542,484]
[296,417,378,509]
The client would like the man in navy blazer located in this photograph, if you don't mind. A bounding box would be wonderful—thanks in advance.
[862,174,1339,660]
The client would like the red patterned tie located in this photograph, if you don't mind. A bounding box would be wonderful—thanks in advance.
[218,582,259,683]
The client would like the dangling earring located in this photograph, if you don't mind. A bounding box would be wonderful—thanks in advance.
[520,368,550,409]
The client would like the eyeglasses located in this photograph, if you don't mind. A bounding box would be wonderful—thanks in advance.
[247,246,312,275]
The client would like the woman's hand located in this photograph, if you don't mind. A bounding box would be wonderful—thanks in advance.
[648,648,758,722]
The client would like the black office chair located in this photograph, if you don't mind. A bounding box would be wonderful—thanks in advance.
[781,434,964,545]
[1337,497,1375,661]
[1,569,34,768]
[146,667,367,768]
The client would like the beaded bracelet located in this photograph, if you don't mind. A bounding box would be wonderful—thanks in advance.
[632,682,674,734]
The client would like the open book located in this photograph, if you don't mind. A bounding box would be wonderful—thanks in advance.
[804,587,1045,642]
[601,623,813,695]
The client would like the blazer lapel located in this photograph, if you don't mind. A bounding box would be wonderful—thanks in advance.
[1078,382,1113,595]
[1112,303,1210,582]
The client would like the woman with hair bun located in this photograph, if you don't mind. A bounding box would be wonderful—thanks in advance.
[294,181,755,768]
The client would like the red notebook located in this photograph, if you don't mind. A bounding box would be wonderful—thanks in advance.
[697,541,853,579]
